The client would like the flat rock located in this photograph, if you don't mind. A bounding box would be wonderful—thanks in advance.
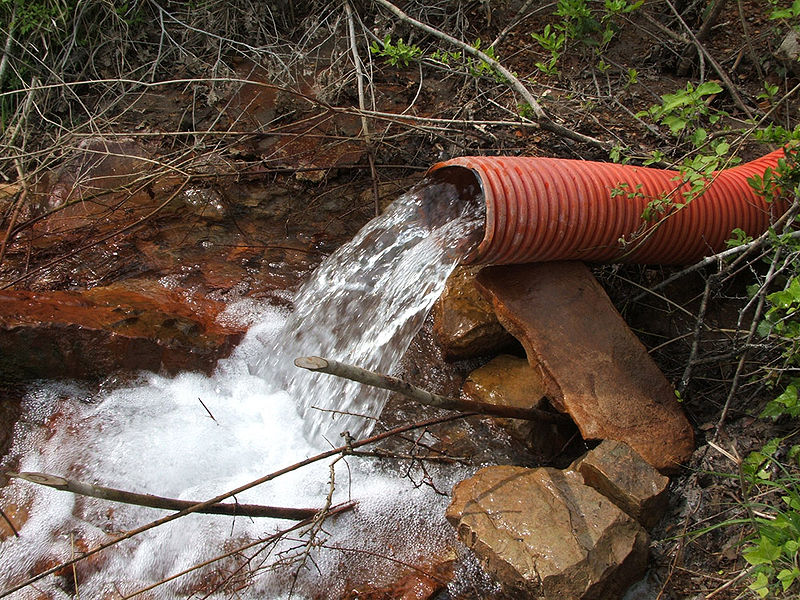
[462,354,577,462]
[476,262,694,473]
[573,440,670,529]
[0,282,244,380]
[432,266,515,359]
[447,465,649,599]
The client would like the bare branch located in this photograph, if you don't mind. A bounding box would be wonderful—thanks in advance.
[294,355,570,424]
[7,471,327,520]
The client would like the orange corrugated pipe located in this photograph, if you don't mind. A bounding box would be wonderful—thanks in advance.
[427,148,790,265]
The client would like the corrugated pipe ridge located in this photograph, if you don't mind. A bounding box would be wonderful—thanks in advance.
[428,148,789,265]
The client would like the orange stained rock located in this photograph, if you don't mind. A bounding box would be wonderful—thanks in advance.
[477,261,694,473]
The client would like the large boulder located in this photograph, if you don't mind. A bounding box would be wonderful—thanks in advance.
[476,262,694,473]
[447,465,649,599]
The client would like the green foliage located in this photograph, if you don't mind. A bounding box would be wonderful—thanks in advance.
[555,0,600,40]
[517,102,537,120]
[728,147,800,597]
[759,81,781,104]
[638,81,724,137]
[738,437,800,597]
[429,39,508,83]
[467,39,509,83]
[370,35,422,68]
[531,24,565,76]
[754,123,800,144]
[770,0,800,21]
[530,0,642,76]
[726,227,754,249]
[0,0,70,36]
[430,48,462,65]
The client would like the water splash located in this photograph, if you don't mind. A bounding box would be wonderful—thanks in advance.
[253,169,483,441]
[0,169,486,598]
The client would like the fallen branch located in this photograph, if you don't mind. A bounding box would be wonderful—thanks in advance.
[294,356,570,424]
[6,471,325,520]
[121,504,353,600]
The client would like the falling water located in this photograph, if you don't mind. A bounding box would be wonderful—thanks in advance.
[253,167,485,441]
[0,169,491,598]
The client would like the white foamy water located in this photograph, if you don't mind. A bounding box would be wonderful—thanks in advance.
[0,172,488,598]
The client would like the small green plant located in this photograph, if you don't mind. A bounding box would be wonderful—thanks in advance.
[555,0,600,40]
[467,39,508,83]
[755,123,800,144]
[769,0,800,21]
[430,48,462,65]
[759,81,781,104]
[370,35,421,68]
[517,102,537,120]
[728,147,800,598]
[638,81,724,138]
[739,437,800,597]
[531,24,565,76]
[530,0,642,76]
[725,227,754,249]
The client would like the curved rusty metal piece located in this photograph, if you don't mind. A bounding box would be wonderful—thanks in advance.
[428,148,789,265]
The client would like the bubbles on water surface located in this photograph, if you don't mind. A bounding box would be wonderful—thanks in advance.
[0,172,486,598]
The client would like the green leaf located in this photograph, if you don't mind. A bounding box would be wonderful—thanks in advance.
[745,537,782,565]
[778,567,800,592]
[690,128,707,147]
[749,571,771,598]
[662,114,687,134]
[696,81,723,96]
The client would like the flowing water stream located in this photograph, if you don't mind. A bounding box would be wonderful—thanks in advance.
[0,169,490,598]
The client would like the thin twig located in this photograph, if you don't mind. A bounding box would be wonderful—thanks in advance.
[633,223,800,303]
[678,273,716,395]
[676,0,728,76]
[345,1,380,217]
[6,471,323,520]
[0,160,26,268]
[0,6,16,91]
[663,0,753,119]
[120,503,355,600]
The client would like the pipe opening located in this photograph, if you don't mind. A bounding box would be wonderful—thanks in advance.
[417,165,486,261]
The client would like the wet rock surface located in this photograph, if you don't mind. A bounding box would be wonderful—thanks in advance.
[432,266,516,360]
[0,282,244,380]
[343,559,455,600]
[462,354,579,464]
[447,465,649,599]
[476,262,694,473]
[573,440,670,529]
